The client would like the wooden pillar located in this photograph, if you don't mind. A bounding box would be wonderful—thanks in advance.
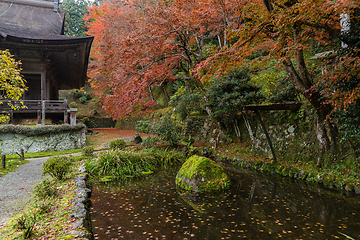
[1,155,5,169]
[255,110,277,162]
[64,112,69,124]
[42,100,45,125]
[63,98,68,124]
[69,108,77,125]
[41,71,46,101]
[20,149,24,160]
[37,110,41,124]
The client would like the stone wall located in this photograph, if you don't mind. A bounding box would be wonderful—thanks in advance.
[183,109,321,160]
[0,124,86,154]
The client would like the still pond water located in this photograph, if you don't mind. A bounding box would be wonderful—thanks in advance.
[90,166,360,239]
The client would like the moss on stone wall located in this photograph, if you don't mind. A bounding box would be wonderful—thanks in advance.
[0,124,86,136]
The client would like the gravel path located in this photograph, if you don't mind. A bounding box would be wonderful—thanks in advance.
[0,157,48,229]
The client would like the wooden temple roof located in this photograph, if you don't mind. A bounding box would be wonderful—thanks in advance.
[0,0,93,89]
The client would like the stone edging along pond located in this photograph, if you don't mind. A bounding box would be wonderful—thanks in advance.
[219,156,360,196]
[64,164,92,239]
[59,154,359,239]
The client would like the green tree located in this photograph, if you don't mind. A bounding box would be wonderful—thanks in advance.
[0,50,27,122]
[61,0,93,37]
[206,69,263,125]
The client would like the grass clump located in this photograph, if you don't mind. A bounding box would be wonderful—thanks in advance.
[109,138,127,150]
[12,214,37,239]
[85,148,186,180]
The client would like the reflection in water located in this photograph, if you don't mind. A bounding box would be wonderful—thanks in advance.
[90,167,360,239]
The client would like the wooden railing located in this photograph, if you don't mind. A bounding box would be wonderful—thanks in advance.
[0,99,67,111]
[0,99,77,125]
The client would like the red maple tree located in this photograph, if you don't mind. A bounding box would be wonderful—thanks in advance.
[86,0,359,157]
[193,0,359,155]
[85,0,239,119]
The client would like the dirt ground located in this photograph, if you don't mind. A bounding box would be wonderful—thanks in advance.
[87,128,152,149]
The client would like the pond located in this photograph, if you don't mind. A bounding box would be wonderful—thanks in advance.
[89,165,360,239]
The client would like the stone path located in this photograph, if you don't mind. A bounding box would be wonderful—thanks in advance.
[0,157,48,230]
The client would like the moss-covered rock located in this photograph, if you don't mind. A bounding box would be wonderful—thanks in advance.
[175,155,230,192]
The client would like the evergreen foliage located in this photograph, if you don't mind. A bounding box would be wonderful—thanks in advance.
[169,87,204,121]
[61,0,93,37]
[153,115,181,145]
[206,69,263,123]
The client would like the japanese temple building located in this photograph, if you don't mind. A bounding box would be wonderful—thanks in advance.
[0,0,93,124]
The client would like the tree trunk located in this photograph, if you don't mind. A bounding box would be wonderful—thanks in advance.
[233,119,242,141]
[161,82,170,106]
[263,1,338,163]
[283,57,336,162]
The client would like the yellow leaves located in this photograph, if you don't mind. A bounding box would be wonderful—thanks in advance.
[0,50,27,122]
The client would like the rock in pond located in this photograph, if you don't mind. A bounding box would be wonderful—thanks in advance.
[175,155,230,192]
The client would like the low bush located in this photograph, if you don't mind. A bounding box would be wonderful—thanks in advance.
[79,96,88,104]
[109,138,127,150]
[135,120,152,133]
[82,146,94,157]
[142,136,160,147]
[42,156,74,180]
[153,115,181,145]
[68,89,92,101]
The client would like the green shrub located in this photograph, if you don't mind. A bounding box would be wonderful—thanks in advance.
[82,146,94,156]
[68,89,92,102]
[153,115,180,145]
[84,92,92,100]
[169,87,204,121]
[33,178,58,199]
[82,116,90,124]
[205,69,263,124]
[42,156,74,180]
[135,120,152,133]
[79,96,88,104]
[68,89,84,99]
[109,138,127,150]
[142,136,160,147]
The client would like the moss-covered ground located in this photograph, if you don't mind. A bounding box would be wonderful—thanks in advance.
[216,141,360,193]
